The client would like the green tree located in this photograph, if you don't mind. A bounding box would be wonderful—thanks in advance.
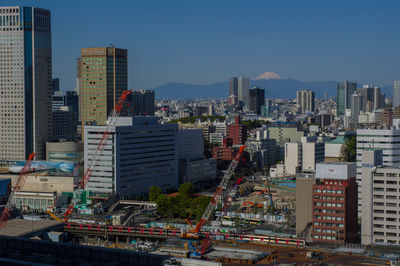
[191,196,211,220]
[149,186,162,202]
[156,194,168,216]
[177,195,193,218]
[178,183,194,197]
[347,136,356,162]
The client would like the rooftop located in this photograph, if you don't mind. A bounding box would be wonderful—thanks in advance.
[0,218,62,237]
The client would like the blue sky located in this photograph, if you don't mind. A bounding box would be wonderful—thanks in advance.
[4,0,400,90]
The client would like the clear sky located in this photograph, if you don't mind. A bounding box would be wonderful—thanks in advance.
[4,0,400,90]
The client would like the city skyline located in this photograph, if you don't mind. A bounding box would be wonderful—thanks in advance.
[2,0,400,91]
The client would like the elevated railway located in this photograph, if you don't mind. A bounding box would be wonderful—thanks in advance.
[65,222,306,246]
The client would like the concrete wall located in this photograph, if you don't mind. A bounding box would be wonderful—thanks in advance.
[296,177,316,236]
[0,174,74,194]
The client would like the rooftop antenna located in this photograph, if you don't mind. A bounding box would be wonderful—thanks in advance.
[109,43,114,48]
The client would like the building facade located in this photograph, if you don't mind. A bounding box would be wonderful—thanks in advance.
[229,77,238,97]
[284,142,302,175]
[128,89,155,116]
[361,150,400,246]
[237,77,249,107]
[227,116,247,145]
[337,80,357,117]
[296,89,315,114]
[52,106,77,141]
[249,87,265,115]
[0,6,52,160]
[350,93,362,126]
[356,128,400,216]
[84,117,178,197]
[296,177,316,237]
[312,162,358,244]
[80,47,128,127]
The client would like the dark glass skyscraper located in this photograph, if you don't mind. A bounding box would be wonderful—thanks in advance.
[337,80,357,117]
[229,77,238,97]
[249,86,265,115]
[128,89,155,116]
[0,6,52,160]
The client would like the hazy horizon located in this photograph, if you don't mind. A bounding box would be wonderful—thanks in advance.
[4,0,400,90]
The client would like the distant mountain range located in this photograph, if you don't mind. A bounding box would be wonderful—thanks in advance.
[152,77,393,99]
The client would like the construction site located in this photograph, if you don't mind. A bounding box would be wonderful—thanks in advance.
[0,90,397,265]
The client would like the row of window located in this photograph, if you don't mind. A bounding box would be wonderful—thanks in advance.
[314,216,345,221]
[374,187,398,192]
[314,202,344,207]
[314,189,344,194]
[373,195,400,200]
[374,217,398,222]
[373,209,399,215]
[313,196,344,201]
[373,231,399,237]
[374,239,399,244]
[314,228,344,233]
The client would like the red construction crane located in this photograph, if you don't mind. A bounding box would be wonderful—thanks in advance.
[62,90,132,222]
[0,153,36,230]
[198,176,244,255]
[181,145,246,239]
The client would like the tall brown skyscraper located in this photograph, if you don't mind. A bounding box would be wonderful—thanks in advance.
[80,47,128,127]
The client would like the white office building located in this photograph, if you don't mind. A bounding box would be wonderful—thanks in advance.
[284,142,302,176]
[301,137,325,172]
[356,128,400,216]
[361,150,400,246]
[284,136,324,176]
[84,117,178,197]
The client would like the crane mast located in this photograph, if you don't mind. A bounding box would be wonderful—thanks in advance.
[0,153,36,230]
[198,177,243,255]
[190,145,245,234]
[62,90,132,222]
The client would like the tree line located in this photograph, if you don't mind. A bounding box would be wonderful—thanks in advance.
[149,183,211,221]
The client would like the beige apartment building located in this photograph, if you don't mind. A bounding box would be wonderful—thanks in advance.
[361,150,400,246]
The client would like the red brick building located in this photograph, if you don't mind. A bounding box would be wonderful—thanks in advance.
[311,173,358,244]
[212,137,249,170]
[212,137,236,161]
[227,116,247,145]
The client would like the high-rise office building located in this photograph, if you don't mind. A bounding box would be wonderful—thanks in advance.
[393,81,400,108]
[84,117,178,197]
[237,77,249,107]
[356,85,374,112]
[350,93,362,126]
[337,80,357,116]
[373,86,385,110]
[53,106,77,141]
[296,89,315,114]
[0,6,52,161]
[229,77,238,97]
[80,47,128,127]
[249,87,265,115]
[356,128,400,217]
[128,89,155,116]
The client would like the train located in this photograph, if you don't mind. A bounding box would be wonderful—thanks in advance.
[65,222,306,247]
